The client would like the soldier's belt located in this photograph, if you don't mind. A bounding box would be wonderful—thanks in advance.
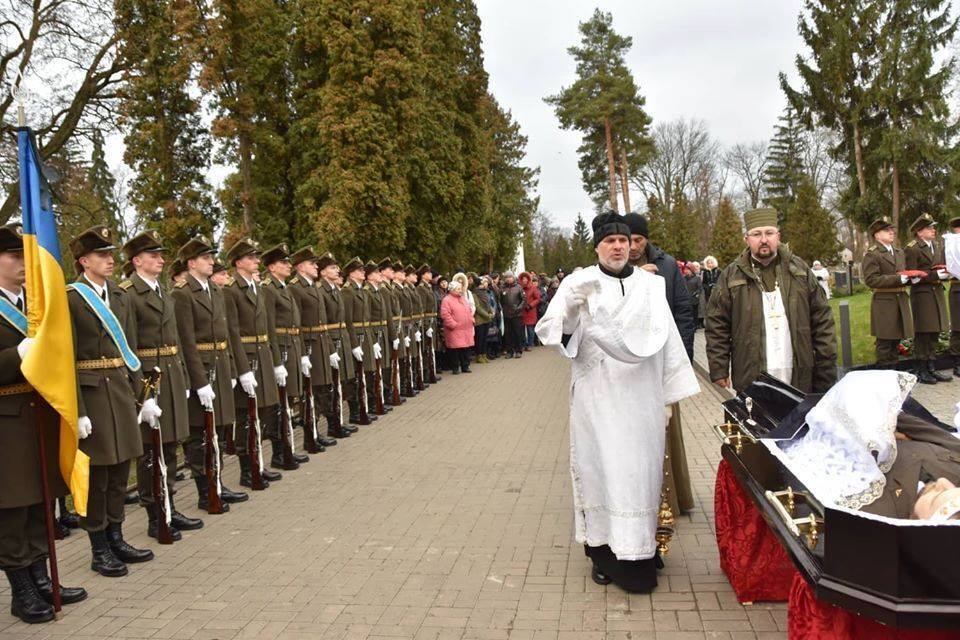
[76,357,125,370]
[874,287,907,293]
[136,345,179,357]
[196,341,228,352]
[0,382,32,396]
[322,322,346,330]
[392,315,401,321]
[275,327,300,336]
[240,334,269,344]
[301,325,326,334]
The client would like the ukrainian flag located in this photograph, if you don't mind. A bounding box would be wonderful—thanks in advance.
[17,128,88,516]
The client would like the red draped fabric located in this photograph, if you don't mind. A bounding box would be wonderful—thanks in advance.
[714,458,796,603]
[787,573,959,640]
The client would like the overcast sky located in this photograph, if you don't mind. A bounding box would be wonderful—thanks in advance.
[476,0,806,230]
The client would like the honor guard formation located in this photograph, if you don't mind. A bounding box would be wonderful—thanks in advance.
[0,225,459,624]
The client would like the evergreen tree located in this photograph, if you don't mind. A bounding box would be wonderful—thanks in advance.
[709,197,744,267]
[658,191,699,260]
[87,130,121,233]
[783,178,842,264]
[764,104,806,224]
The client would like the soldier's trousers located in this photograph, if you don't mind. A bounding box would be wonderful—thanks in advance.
[875,338,901,366]
[914,331,940,360]
[80,461,131,532]
[234,400,280,454]
[381,365,394,401]
[0,503,48,569]
[137,441,178,507]
[183,424,227,481]
[950,331,960,357]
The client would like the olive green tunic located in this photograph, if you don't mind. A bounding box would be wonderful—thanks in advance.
[262,273,304,399]
[861,244,914,340]
[222,275,280,408]
[289,274,333,386]
[905,239,949,333]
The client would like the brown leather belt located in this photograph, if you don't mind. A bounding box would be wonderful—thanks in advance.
[874,287,907,293]
[76,357,125,370]
[196,341,228,352]
[0,382,32,396]
[240,334,269,344]
[275,327,300,336]
[136,345,179,357]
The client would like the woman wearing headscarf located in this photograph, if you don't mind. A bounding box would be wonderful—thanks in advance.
[440,279,475,374]
[701,255,721,304]
[471,276,494,364]
[519,271,541,350]
[452,272,474,316]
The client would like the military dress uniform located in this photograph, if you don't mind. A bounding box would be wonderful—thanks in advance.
[948,216,960,376]
[905,214,951,383]
[318,253,357,438]
[377,260,402,405]
[0,224,87,622]
[261,243,310,469]
[362,262,390,414]
[288,247,338,447]
[403,266,426,392]
[119,231,201,540]
[416,266,440,384]
[342,257,375,426]
[861,218,914,367]
[171,236,247,511]
[396,265,419,396]
[222,239,283,488]
[68,226,154,576]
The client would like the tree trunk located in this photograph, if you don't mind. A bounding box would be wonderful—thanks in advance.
[603,117,619,212]
[852,120,867,199]
[618,146,631,213]
[238,129,254,234]
[891,162,900,234]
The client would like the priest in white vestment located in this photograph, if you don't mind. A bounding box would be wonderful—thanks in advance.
[536,212,700,592]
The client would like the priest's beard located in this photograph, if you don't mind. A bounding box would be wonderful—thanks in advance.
[599,254,629,273]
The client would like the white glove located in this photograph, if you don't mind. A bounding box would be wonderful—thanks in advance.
[404,336,411,348]
[352,346,364,361]
[274,365,288,388]
[300,356,311,376]
[910,276,923,285]
[77,416,92,439]
[938,269,949,280]
[426,328,434,338]
[16,337,34,360]
[414,331,422,343]
[900,274,909,284]
[231,378,236,389]
[185,388,190,399]
[239,371,258,397]
[393,338,400,350]
[372,343,382,360]
[329,352,341,369]
[196,384,216,410]
[138,397,163,428]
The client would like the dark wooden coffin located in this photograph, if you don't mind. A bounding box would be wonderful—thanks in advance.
[718,374,960,629]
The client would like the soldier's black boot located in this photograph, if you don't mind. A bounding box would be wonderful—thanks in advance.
[88,530,128,577]
[28,559,87,606]
[5,568,54,623]
[929,360,951,382]
[169,493,203,531]
[58,497,79,529]
[326,415,351,438]
[954,356,960,377]
[195,476,231,512]
[238,455,271,489]
[106,522,154,564]
[145,505,182,542]
[916,363,937,384]
[219,484,248,503]
[270,437,300,470]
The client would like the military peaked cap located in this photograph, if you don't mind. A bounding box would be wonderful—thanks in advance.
[177,235,216,261]
[289,246,318,266]
[261,243,290,266]
[225,238,261,264]
[0,223,24,252]
[910,213,937,234]
[70,225,116,259]
[122,229,164,260]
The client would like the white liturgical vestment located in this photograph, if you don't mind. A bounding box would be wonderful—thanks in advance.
[536,265,699,560]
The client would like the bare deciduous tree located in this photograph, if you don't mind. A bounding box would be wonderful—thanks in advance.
[631,118,719,213]
[724,141,768,209]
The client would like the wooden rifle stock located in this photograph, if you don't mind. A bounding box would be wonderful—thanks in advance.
[414,326,424,391]
[355,353,370,425]
[141,367,173,543]
[426,324,438,384]
[246,394,265,490]
[331,364,343,431]
[278,382,296,467]
[301,369,321,453]
[373,349,385,415]
[203,407,224,514]
[223,420,236,455]
[391,346,402,405]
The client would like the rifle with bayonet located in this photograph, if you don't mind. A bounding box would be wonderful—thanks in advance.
[355,333,371,425]
[373,329,385,415]
[203,364,224,514]
[140,366,172,543]
[277,347,296,468]
[246,358,266,490]
[301,343,322,453]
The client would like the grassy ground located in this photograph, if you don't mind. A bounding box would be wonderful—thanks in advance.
[829,290,874,366]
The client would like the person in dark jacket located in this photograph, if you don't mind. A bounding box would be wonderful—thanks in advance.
[499,271,525,358]
[683,264,704,329]
[701,256,720,305]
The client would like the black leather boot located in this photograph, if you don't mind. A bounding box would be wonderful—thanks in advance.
[124,490,139,505]
[106,522,154,564]
[145,505,182,542]
[238,455,270,489]
[169,493,203,531]
[58,498,79,529]
[929,360,951,382]
[916,364,938,384]
[326,415,351,438]
[219,484,248,503]
[318,434,337,447]
[28,559,87,605]
[5,567,54,623]
[261,466,282,481]
[88,530,128,577]
[195,476,230,512]
[270,437,300,470]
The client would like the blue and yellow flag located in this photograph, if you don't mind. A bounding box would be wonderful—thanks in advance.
[17,128,88,515]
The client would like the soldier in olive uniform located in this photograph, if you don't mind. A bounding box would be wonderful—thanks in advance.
[0,224,87,623]
[68,226,153,576]
[377,258,403,406]
[948,217,960,377]
[404,265,426,392]
[342,257,375,425]
[223,239,284,488]
[362,261,391,415]
[417,265,441,384]
[172,236,248,512]
[861,217,915,369]
[211,261,229,287]
[318,253,357,438]
[905,214,952,384]
[394,264,417,397]
[169,258,187,286]
[261,243,311,469]
[120,231,202,540]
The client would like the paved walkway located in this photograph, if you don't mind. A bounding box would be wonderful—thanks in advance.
[2,348,787,640]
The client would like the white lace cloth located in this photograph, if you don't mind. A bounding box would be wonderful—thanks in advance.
[772,370,916,509]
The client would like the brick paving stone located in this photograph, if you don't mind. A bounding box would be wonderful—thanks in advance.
[0,346,786,639]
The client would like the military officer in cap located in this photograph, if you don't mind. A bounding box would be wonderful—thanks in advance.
[390,261,414,397]
[172,236,248,511]
[222,238,285,487]
[68,226,154,576]
[288,247,338,448]
[861,217,914,368]
[377,259,403,405]
[211,261,229,287]
[417,265,441,384]
[0,223,87,622]
[317,252,357,437]
[905,213,952,383]
[403,265,426,392]
[362,261,390,414]
[949,216,960,377]
[341,256,375,425]
[261,243,311,469]
[120,230,202,540]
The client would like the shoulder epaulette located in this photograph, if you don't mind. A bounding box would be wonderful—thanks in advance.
[866,245,878,253]
[174,280,187,288]
[261,278,274,288]
[225,276,235,286]
[118,280,133,290]
[907,240,918,248]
